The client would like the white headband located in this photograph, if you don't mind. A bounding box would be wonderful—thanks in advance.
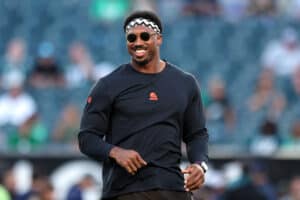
[125,18,161,34]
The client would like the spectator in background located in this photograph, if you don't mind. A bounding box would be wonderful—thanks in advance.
[277,0,300,20]
[64,42,114,88]
[205,76,235,143]
[38,181,55,200]
[131,0,157,12]
[29,41,64,88]
[261,28,300,77]
[89,0,130,21]
[218,0,249,23]
[0,170,11,200]
[66,174,95,200]
[0,38,29,88]
[247,0,277,17]
[0,71,37,128]
[222,162,268,200]
[64,42,95,88]
[247,69,286,120]
[183,0,220,16]
[1,169,19,199]
[281,119,300,151]
[249,162,277,200]
[157,0,184,22]
[52,104,80,147]
[288,67,300,106]
[249,119,280,156]
[93,61,115,80]
[280,176,300,200]
[18,173,54,200]
[7,113,48,153]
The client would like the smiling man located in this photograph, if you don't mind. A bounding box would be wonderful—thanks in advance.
[78,11,209,200]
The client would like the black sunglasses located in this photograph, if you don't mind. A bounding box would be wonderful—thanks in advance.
[126,32,156,43]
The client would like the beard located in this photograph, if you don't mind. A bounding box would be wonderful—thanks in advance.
[133,58,150,66]
[128,45,156,67]
[132,50,155,66]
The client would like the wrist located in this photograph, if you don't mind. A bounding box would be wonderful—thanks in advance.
[109,146,119,159]
[196,161,208,173]
[201,161,208,173]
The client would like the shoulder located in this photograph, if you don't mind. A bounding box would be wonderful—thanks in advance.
[100,64,129,82]
[167,62,199,88]
[167,62,196,79]
[89,64,129,96]
[93,64,127,86]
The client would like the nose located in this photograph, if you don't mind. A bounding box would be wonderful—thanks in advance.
[134,35,144,45]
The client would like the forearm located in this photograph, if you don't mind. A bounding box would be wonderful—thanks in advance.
[78,131,114,162]
[186,128,209,163]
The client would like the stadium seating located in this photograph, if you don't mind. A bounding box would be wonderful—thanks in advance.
[0,0,299,150]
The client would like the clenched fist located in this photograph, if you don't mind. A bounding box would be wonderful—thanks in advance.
[182,163,205,191]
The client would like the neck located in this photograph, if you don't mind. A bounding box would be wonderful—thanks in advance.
[131,57,165,74]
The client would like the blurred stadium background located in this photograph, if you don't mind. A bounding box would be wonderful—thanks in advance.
[1,0,300,199]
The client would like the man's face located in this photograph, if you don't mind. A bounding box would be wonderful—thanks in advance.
[126,25,162,66]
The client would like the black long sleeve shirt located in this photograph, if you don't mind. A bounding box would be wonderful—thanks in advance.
[78,62,209,199]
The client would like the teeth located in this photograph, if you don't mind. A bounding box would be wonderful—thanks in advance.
[136,49,146,53]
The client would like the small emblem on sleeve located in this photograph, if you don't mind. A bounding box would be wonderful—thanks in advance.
[87,96,92,104]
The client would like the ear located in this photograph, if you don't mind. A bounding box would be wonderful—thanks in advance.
[156,34,163,46]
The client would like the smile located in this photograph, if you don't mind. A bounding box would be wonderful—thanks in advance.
[135,49,146,57]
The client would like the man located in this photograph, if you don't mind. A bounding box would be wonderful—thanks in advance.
[78,10,209,200]
[66,175,95,200]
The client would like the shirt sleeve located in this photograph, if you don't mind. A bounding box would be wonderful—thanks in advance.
[78,79,114,162]
[182,76,209,163]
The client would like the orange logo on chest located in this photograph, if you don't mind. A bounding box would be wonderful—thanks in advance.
[149,92,159,101]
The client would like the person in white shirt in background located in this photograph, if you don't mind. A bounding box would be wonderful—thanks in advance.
[0,71,36,127]
[261,27,300,77]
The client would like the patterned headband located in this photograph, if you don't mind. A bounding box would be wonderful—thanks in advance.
[125,18,161,34]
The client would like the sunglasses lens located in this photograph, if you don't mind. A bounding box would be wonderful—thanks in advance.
[127,32,153,42]
[140,32,150,41]
[127,34,137,43]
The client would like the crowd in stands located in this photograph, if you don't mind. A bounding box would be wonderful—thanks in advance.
[3,32,300,155]
[1,0,300,199]
[0,37,115,153]
[0,0,300,153]
[118,0,300,22]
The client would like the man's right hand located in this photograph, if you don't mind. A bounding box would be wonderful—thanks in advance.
[109,146,147,175]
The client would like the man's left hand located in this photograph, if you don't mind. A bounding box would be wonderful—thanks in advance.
[181,163,205,191]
